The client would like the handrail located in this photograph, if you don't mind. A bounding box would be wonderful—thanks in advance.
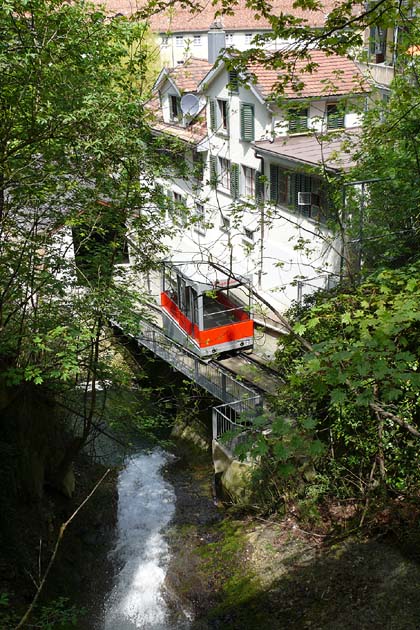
[113,317,263,411]
[212,397,262,454]
[111,317,264,457]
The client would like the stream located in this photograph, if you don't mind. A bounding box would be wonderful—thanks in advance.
[102,449,191,630]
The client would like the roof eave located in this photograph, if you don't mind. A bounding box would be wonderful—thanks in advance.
[252,142,347,173]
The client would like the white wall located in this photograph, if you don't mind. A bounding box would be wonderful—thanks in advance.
[158,31,292,66]
[155,67,355,313]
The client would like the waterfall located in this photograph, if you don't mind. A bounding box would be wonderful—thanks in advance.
[103,449,187,629]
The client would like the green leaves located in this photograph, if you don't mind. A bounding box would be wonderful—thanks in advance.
[272,261,420,496]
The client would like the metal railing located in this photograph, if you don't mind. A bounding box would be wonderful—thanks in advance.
[111,317,265,457]
[134,320,263,409]
[212,397,263,454]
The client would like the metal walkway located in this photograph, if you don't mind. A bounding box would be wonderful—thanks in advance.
[115,317,268,457]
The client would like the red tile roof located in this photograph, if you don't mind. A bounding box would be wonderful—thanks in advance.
[251,50,369,99]
[151,117,208,143]
[254,127,362,171]
[94,0,340,31]
[147,96,208,144]
[166,58,213,92]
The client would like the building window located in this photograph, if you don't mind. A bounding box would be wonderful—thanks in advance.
[326,103,345,130]
[218,100,228,132]
[240,103,255,141]
[176,35,184,47]
[245,33,253,45]
[172,192,188,224]
[193,203,205,233]
[170,95,182,121]
[219,158,231,189]
[288,106,309,133]
[193,34,201,46]
[243,166,256,197]
[192,150,204,181]
[226,32,234,45]
[369,26,387,63]
[244,227,255,241]
[209,99,229,135]
[228,70,239,93]
[161,35,169,46]
[270,165,327,219]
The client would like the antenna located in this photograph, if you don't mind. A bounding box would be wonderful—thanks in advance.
[180,93,200,117]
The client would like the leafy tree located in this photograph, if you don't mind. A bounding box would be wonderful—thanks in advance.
[347,72,420,271]
[243,264,420,504]
[0,0,184,488]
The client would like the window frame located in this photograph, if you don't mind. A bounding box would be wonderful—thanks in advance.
[170,94,182,122]
[288,106,309,134]
[243,165,256,197]
[193,202,206,234]
[219,157,231,190]
[326,102,345,130]
[209,98,229,136]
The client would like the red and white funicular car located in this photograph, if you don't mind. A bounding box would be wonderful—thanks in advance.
[161,261,254,358]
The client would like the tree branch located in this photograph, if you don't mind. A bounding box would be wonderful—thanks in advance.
[369,402,420,438]
[14,468,111,630]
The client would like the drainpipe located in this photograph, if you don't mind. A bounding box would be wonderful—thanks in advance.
[254,151,265,289]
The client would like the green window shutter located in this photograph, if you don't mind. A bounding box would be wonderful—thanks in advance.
[230,163,240,199]
[209,155,218,188]
[327,104,345,129]
[293,173,311,214]
[290,173,298,209]
[228,70,239,93]
[255,171,264,203]
[289,108,308,133]
[269,164,279,203]
[240,103,254,141]
[209,99,217,131]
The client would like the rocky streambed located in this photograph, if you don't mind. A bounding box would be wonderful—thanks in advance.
[163,446,420,630]
[44,442,420,630]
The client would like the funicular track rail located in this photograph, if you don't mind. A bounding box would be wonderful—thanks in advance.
[111,318,275,457]
[111,318,263,407]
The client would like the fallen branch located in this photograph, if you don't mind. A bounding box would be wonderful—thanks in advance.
[14,468,111,630]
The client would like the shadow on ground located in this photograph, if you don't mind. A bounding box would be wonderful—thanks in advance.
[193,535,420,630]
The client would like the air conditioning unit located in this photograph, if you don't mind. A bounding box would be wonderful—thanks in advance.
[297,192,312,205]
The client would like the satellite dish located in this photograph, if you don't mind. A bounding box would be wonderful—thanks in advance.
[180,93,200,117]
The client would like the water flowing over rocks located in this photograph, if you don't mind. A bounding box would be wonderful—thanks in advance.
[102,449,192,629]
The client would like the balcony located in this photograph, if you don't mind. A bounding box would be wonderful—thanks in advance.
[356,61,395,89]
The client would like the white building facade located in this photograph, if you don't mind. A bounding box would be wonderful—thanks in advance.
[150,45,367,313]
